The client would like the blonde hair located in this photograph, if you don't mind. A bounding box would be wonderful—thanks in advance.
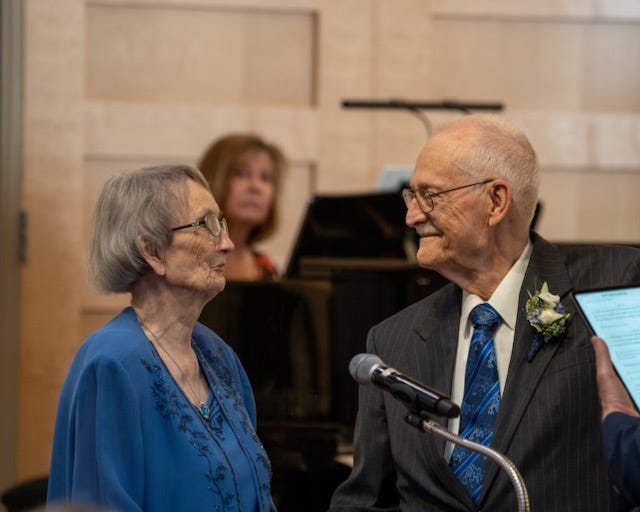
[198,134,286,243]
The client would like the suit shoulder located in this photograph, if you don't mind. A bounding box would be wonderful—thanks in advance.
[373,281,458,330]
[557,242,640,285]
[558,242,640,260]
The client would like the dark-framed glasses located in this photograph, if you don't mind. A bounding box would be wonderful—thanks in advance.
[170,213,229,239]
[401,178,494,213]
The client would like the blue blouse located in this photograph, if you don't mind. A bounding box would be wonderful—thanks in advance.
[47,307,274,512]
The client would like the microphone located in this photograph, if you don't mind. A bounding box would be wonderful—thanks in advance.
[349,353,460,418]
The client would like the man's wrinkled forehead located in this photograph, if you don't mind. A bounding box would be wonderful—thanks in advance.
[411,139,466,187]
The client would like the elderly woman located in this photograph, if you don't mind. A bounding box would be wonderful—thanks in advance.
[47,165,274,511]
[198,134,286,281]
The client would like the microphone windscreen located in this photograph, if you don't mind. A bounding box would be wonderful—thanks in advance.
[349,353,383,385]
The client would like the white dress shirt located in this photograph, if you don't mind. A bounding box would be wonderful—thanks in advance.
[444,241,533,461]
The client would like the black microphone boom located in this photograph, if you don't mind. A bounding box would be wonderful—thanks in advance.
[341,99,503,112]
[349,354,460,419]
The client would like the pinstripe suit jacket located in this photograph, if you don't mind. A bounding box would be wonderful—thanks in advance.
[330,234,640,512]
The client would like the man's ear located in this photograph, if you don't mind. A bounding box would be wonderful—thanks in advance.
[136,235,167,276]
[487,179,512,227]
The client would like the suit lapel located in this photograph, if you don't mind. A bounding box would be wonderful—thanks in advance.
[414,283,461,404]
[415,285,477,511]
[482,235,576,500]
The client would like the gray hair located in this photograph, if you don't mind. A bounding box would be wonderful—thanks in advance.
[88,164,210,293]
[438,114,540,228]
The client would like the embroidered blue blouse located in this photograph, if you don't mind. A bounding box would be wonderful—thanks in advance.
[47,307,274,512]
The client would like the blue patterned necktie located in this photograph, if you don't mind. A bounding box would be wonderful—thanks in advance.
[450,302,502,504]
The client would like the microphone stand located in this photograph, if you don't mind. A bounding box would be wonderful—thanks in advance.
[405,412,530,512]
[341,99,503,137]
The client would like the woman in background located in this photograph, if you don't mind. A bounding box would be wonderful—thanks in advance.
[198,134,286,281]
[47,165,274,512]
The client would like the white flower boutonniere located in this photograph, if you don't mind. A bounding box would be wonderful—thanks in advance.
[525,282,571,361]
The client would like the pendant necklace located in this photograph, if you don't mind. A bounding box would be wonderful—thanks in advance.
[139,319,211,420]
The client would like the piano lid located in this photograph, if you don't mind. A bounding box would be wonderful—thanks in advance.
[285,191,418,278]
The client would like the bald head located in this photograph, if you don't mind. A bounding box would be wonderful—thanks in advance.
[422,115,540,230]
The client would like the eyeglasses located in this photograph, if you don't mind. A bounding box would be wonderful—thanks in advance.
[170,213,229,239]
[401,178,494,213]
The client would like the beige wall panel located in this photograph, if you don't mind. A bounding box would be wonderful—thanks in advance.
[316,0,375,192]
[245,107,317,162]
[317,109,375,192]
[86,4,314,105]
[512,113,640,167]
[370,1,433,186]
[85,102,316,162]
[243,12,317,105]
[81,291,131,318]
[82,158,158,230]
[90,0,317,10]
[374,0,431,94]
[369,112,427,187]
[86,5,242,102]
[537,168,640,241]
[19,0,85,479]
[588,116,640,165]
[428,19,583,111]
[582,23,640,111]
[429,0,640,21]
[518,113,592,166]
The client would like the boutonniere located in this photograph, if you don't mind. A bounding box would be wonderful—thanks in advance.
[525,282,571,362]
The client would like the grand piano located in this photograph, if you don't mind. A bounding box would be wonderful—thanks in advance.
[199,191,449,511]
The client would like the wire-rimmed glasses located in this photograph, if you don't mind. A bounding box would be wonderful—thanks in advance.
[402,179,494,213]
[170,213,229,239]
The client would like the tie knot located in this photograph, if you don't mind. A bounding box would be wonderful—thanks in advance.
[470,303,501,330]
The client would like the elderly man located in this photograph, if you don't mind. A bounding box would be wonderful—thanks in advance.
[329,115,640,511]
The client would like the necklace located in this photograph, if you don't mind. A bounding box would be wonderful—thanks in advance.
[139,319,211,419]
